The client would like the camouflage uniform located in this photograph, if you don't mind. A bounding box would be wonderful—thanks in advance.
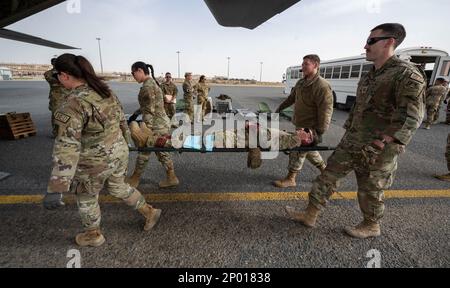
[183,79,195,121]
[47,84,150,230]
[134,78,174,177]
[277,73,333,173]
[424,84,448,126]
[161,81,178,119]
[193,82,210,118]
[44,69,69,136]
[445,91,450,124]
[446,133,450,172]
[308,56,426,223]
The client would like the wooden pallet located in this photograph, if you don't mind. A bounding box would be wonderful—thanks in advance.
[0,112,37,140]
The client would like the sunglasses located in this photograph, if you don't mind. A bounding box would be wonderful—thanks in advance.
[366,36,396,46]
[52,71,61,80]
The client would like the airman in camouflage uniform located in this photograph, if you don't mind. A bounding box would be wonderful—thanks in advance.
[44,60,69,137]
[183,72,195,121]
[161,72,178,119]
[127,63,179,189]
[423,77,449,129]
[43,54,162,247]
[193,75,211,120]
[273,54,333,188]
[285,23,427,239]
[434,133,450,182]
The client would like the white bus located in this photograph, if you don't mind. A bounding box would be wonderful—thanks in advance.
[284,47,450,109]
[0,67,13,80]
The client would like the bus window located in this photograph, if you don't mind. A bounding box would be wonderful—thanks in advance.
[325,67,332,79]
[291,69,295,79]
[361,64,373,77]
[439,61,450,77]
[350,64,361,78]
[319,67,325,77]
[341,65,350,79]
[332,66,341,79]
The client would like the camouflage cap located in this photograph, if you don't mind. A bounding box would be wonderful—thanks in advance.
[185,72,192,77]
[437,76,449,82]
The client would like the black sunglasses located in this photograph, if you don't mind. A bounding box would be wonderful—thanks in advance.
[52,71,61,80]
[366,36,396,45]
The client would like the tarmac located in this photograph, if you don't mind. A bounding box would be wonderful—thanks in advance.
[0,81,448,268]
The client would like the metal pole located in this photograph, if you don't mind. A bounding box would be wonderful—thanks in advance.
[96,37,103,74]
[260,62,263,82]
[227,57,230,79]
[176,51,180,79]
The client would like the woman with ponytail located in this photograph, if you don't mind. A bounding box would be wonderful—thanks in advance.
[42,54,162,247]
[127,61,179,189]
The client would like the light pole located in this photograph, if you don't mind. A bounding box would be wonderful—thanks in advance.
[96,37,104,74]
[259,62,263,82]
[227,57,230,79]
[176,51,181,79]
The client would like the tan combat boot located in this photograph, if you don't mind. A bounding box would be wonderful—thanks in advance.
[138,204,162,231]
[285,203,320,228]
[273,171,298,188]
[125,170,142,188]
[75,228,105,247]
[434,173,450,182]
[159,168,180,188]
[344,220,381,239]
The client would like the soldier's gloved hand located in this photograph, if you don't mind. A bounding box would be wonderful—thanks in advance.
[444,99,448,104]
[43,192,65,210]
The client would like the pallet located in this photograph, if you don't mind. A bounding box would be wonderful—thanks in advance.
[0,112,37,140]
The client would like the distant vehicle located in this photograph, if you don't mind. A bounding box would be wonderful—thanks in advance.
[0,67,12,80]
[284,47,450,110]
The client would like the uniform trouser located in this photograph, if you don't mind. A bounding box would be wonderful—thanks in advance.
[73,147,147,230]
[184,96,194,121]
[425,105,439,125]
[197,97,208,118]
[308,142,402,223]
[446,102,450,124]
[164,103,176,119]
[446,133,450,171]
[288,151,326,172]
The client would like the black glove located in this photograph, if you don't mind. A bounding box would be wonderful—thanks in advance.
[444,100,448,104]
[43,192,65,210]
[128,113,139,125]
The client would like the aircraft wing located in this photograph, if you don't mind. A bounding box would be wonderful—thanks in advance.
[204,0,301,29]
[0,28,78,49]
[0,0,78,49]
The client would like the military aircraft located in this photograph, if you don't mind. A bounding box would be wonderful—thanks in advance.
[0,0,301,49]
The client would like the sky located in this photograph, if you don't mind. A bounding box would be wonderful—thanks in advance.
[1,0,450,82]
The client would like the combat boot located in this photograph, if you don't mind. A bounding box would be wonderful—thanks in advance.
[434,173,450,182]
[273,171,297,188]
[285,203,320,228]
[75,228,105,247]
[159,168,179,188]
[126,170,142,188]
[423,124,431,130]
[138,204,162,231]
[344,220,381,239]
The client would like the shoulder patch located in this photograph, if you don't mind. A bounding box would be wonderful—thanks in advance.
[409,72,424,83]
[54,112,71,124]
